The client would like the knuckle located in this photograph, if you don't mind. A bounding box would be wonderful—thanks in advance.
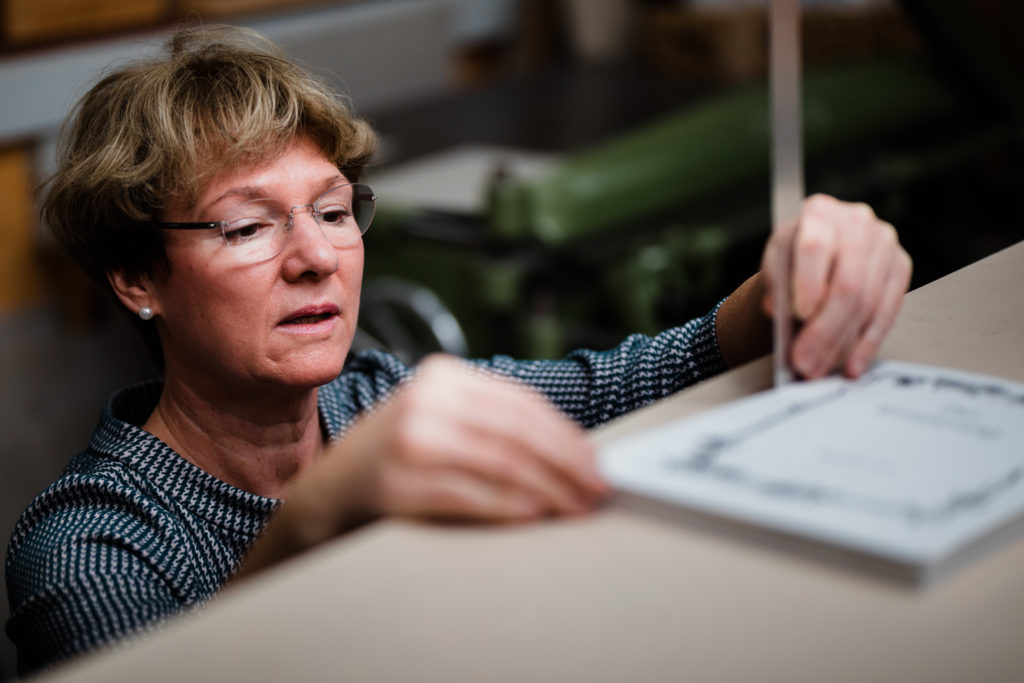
[899,250,913,279]
[391,419,429,464]
[805,193,834,212]
[870,218,895,244]
[395,384,429,418]
[833,271,864,305]
[797,228,830,259]
[851,202,876,223]
[417,353,454,377]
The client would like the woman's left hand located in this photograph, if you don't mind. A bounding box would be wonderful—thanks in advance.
[761,194,912,379]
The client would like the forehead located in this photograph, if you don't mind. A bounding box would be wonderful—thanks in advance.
[181,138,341,215]
[212,138,335,188]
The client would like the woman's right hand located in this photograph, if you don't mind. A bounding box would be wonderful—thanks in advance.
[236,355,609,579]
[334,354,610,523]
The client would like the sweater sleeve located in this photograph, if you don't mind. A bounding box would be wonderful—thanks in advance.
[474,304,728,428]
[5,478,197,676]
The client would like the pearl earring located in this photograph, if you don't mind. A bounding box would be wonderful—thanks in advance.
[139,306,154,321]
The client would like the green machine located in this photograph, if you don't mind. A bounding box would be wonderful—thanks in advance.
[361,2,1022,361]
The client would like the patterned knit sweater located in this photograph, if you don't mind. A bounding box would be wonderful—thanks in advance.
[5,309,724,675]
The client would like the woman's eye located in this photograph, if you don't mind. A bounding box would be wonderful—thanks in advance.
[317,207,352,225]
[223,220,271,245]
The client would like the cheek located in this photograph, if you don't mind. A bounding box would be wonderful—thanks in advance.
[159,257,273,345]
[341,246,365,305]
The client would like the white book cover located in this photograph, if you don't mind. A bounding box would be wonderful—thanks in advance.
[599,360,1024,584]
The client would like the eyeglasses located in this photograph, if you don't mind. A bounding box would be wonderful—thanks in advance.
[157,183,376,265]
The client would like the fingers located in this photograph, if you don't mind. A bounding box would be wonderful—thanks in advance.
[843,248,912,377]
[389,394,597,518]
[382,467,547,522]
[481,381,605,493]
[772,195,911,379]
[419,357,606,502]
[363,355,610,523]
[790,200,840,321]
[790,203,886,377]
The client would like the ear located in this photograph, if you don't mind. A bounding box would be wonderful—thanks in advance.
[107,268,158,318]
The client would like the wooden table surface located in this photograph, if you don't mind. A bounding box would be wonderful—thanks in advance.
[42,241,1024,682]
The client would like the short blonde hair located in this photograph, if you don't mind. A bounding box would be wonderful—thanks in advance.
[42,24,378,285]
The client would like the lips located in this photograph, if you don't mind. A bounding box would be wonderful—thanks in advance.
[280,304,340,326]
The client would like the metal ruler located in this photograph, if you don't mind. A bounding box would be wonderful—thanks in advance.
[770,0,803,386]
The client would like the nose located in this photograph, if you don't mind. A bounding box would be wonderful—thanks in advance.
[280,205,338,280]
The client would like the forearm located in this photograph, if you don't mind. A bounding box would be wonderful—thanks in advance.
[479,310,726,428]
[715,272,773,368]
[230,447,376,583]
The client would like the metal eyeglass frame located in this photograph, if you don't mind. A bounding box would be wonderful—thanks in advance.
[156,183,376,252]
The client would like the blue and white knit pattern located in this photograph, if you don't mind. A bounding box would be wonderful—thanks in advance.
[5,307,724,674]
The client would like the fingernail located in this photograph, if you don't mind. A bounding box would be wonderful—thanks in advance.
[803,356,826,379]
[793,347,813,377]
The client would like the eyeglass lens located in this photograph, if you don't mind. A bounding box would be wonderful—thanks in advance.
[219,183,375,263]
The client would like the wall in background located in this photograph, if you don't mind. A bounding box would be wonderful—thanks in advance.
[0,2,515,678]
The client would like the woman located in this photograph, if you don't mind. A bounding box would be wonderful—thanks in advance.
[5,26,910,674]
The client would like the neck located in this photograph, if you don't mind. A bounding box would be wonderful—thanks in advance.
[144,373,324,499]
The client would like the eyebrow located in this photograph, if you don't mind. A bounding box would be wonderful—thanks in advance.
[202,174,346,214]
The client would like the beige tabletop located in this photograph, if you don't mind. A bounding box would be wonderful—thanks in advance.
[43,241,1024,682]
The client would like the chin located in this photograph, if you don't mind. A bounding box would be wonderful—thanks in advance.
[285,360,346,388]
[273,346,349,388]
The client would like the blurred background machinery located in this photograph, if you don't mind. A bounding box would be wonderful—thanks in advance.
[360,0,1024,361]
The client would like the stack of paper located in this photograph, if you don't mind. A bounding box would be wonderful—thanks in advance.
[599,360,1024,585]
